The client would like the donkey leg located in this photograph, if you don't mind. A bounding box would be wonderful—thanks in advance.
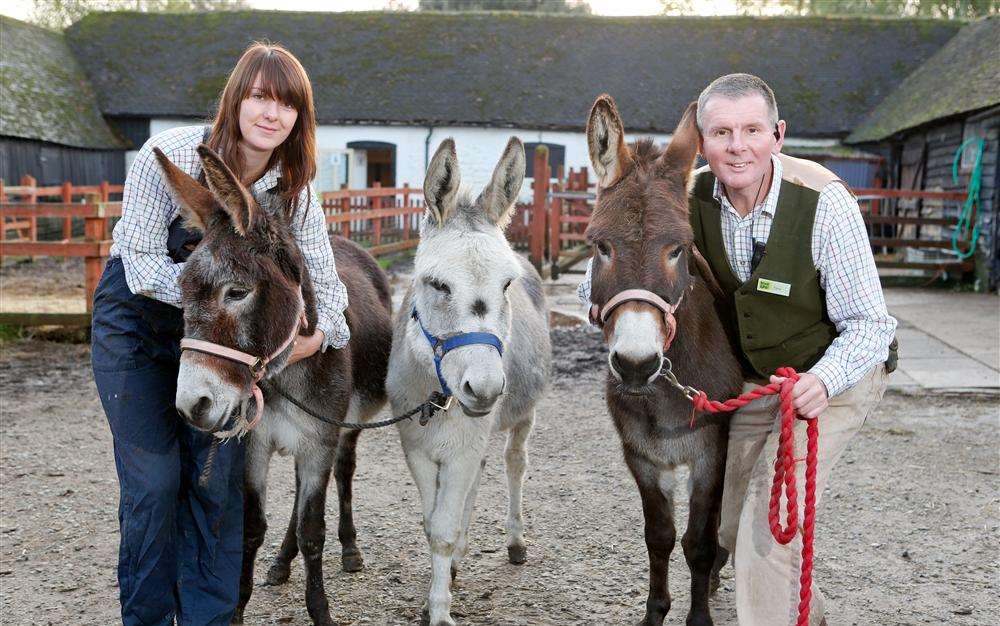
[682,455,725,626]
[452,457,486,582]
[264,470,299,586]
[295,452,336,626]
[628,456,677,626]
[426,455,481,626]
[334,428,364,573]
[402,449,439,625]
[504,412,534,564]
[235,439,272,624]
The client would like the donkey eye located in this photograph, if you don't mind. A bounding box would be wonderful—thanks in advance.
[596,241,612,257]
[503,279,513,292]
[226,287,250,301]
[428,279,451,295]
[669,246,684,260]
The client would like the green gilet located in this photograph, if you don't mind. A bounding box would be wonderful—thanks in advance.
[688,162,839,380]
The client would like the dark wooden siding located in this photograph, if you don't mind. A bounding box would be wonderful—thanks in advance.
[105,116,151,150]
[880,112,999,288]
[0,137,125,186]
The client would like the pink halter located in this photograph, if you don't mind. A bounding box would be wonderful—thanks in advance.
[180,298,306,435]
[590,289,681,350]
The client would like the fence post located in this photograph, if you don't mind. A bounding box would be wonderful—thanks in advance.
[83,192,106,312]
[20,175,37,250]
[549,176,563,280]
[402,183,412,243]
[61,182,73,240]
[339,183,350,239]
[372,181,382,247]
[529,146,549,273]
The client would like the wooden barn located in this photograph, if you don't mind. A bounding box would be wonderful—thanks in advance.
[0,17,126,186]
[847,15,1000,289]
[2,11,963,193]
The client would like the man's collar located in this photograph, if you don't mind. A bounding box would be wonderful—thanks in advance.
[712,153,783,218]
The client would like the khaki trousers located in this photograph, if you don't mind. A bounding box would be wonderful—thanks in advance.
[718,365,888,625]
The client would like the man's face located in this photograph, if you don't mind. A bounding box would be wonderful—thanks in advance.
[698,94,784,194]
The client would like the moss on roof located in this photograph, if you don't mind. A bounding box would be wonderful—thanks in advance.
[847,16,1000,144]
[0,16,123,149]
[61,11,962,137]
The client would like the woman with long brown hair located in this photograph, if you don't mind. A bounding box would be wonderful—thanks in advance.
[90,42,347,625]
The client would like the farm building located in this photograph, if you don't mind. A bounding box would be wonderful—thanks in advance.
[1,11,966,193]
[847,15,1000,289]
[0,17,126,186]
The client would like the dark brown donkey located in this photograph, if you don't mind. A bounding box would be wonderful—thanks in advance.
[584,95,743,626]
[154,145,392,626]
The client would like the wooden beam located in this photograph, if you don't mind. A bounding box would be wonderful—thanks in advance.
[0,312,92,327]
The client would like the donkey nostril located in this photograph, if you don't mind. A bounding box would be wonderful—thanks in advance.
[612,352,660,383]
[189,396,212,420]
[463,380,479,400]
[634,355,661,381]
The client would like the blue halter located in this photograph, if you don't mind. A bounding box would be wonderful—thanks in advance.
[411,306,504,397]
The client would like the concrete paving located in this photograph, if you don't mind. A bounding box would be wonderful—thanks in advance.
[544,269,999,396]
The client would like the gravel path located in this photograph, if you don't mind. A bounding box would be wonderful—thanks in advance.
[1,328,997,625]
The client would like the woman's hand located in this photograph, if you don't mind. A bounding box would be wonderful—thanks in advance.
[287,330,325,365]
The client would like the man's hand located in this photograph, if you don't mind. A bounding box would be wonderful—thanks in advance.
[287,330,325,366]
[769,372,829,419]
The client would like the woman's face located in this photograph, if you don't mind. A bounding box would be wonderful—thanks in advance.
[238,74,298,154]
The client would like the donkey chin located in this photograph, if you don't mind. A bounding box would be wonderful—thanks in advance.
[606,308,665,395]
[175,360,247,432]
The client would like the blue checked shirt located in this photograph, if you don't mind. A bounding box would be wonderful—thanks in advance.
[578,154,897,398]
[110,125,350,350]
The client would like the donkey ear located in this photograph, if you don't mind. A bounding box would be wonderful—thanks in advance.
[477,137,525,229]
[196,144,257,237]
[587,94,632,189]
[423,138,460,226]
[152,147,216,232]
[658,101,700,186]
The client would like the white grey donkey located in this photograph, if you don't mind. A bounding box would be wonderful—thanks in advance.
[386,137,552,626]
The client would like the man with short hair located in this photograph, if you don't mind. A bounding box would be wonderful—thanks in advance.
[579,73,897,625]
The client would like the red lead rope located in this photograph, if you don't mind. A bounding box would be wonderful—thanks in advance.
[689,366,817,626]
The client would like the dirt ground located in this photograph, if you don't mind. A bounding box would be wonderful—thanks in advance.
[1,325,997,626]
[0,257,87,314]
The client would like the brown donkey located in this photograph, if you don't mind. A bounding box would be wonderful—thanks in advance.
[584,96,743,626]
[153,145,392,626]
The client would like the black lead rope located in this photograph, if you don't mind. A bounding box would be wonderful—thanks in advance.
[197,386,449,488]
[263,382,451,429]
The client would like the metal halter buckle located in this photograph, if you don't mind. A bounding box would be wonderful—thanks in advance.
[658,356,700,401]
[430,395,454,412]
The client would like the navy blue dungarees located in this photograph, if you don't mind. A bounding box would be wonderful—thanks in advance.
[92,216,245,626]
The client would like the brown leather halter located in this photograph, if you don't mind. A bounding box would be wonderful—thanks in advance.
[179,295,306,436]
[590,289,681,351]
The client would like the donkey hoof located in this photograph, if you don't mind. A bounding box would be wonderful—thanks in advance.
[686,613,713,626]
[450,562,459,582]
[709,570,721,595]
[264,562,291,586]
[420,606,430,625]
[507,544,527,565]
[341,550,364,573]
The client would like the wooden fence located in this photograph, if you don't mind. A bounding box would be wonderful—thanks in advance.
[0,157,979,326]
[531,174,978,279]
[1,183,427,326]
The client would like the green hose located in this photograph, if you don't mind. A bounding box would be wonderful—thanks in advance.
[951,137,984,261]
